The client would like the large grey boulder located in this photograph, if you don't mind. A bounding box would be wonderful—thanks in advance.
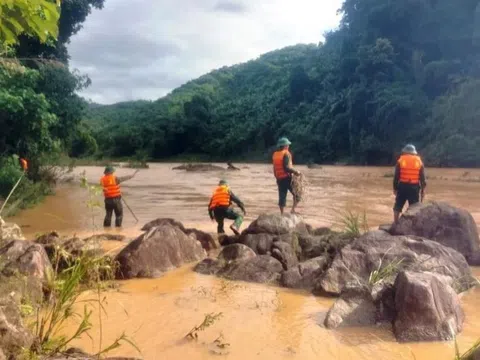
[0,240,52,280]
[390,202,480,264]
[115,225,206,279]
[316,230,472,296]
[393,271,464,342]
[281,256,329,290]
[0,296,34,359]
[141,218,215,251]
[0,241,53,303]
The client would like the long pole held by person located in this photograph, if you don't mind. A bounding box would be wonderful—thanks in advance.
[122,197,139,223]
[0,156,27,215]
[0,174,24,215]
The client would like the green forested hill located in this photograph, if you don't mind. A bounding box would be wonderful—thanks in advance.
[85,0,480,167]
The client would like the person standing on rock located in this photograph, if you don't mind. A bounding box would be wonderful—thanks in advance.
[208,179,246,235]
[100,166,139,227]
[393,144,427,223]
[273,137,301,215]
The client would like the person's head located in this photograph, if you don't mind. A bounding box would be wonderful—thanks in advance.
[218,179,228,186]
[104,165,115,175]
[402,144,417,155]
[277,137,291,150]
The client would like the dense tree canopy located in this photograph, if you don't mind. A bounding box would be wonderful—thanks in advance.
[86,0,480,167]
[0,0,102,179]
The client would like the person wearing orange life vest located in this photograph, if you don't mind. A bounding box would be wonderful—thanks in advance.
[393,144,427,223]
[273,137,301,215]
[19,157,28,172]
[208,179,246,235]
[100,166,138,227]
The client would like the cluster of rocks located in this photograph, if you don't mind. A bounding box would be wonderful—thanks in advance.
[191,201,479,344]
[0,200,479,357]
[195,214,351,289]
[107,202,480,344]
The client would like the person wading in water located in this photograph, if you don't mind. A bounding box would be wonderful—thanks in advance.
[100,166,138,227]
[272,137,301,215]
[393,144,427,223]
[208,179,246,235]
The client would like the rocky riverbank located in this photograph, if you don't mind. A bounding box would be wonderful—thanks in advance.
[0,201,479,358]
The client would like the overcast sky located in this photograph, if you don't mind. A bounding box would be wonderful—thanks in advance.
[68,0,343,104]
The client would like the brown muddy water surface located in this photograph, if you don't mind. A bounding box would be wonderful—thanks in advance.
[11,164,480,359]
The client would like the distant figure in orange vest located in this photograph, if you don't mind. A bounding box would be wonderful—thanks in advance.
[208,179,246,235]
[100,166,138,227]
[272,137,301,215]
[393,144,427,223]
[19,157,28,172]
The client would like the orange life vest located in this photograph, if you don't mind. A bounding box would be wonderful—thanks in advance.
[100,174,121,198]
[273,149,292,179]
[209,185,230,209]
[398,154,423,184]
[20,158,28,171]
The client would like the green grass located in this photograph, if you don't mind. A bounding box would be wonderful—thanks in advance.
[368,257,405,286]
[334,209,369,238]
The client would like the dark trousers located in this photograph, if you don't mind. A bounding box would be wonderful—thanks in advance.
[213,207,242,234]
[104,197,123,227]
[276,177,299,207]
[394,183,420,212]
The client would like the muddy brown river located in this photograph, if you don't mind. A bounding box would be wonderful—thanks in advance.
[11,164,480,359]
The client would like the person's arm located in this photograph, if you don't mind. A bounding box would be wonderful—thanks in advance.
[420,166,427,190]
[116,170,139,184]
[393,163,400,193]
[230,191,246,214]
[283,154,299,175]
[208,198,214,220]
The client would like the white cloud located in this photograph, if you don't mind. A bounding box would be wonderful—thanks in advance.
[68,0,342,104]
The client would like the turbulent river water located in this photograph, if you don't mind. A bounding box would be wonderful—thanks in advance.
[11,164,480,359]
